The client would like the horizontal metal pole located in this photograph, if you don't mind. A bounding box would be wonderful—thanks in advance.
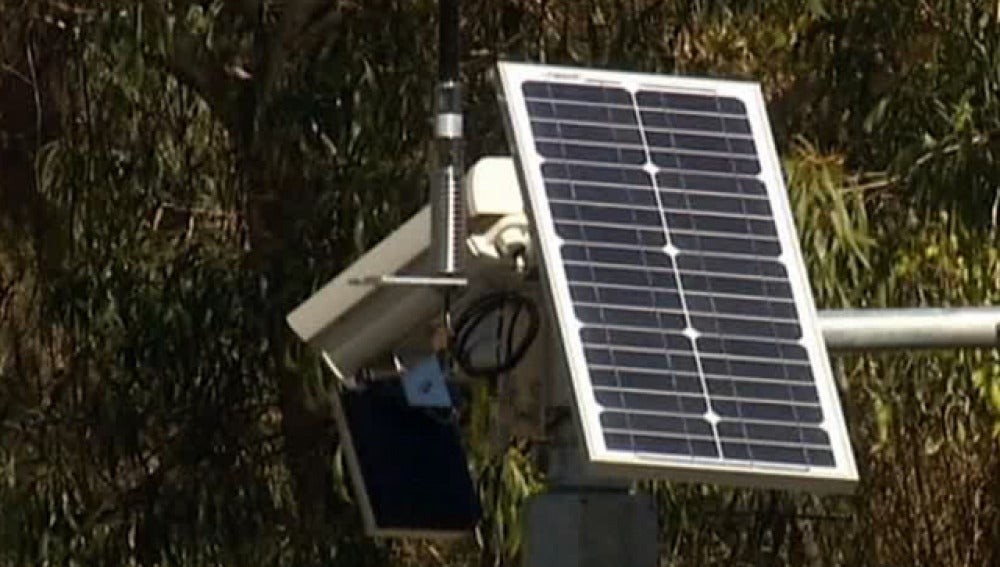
[819,307,1000,352]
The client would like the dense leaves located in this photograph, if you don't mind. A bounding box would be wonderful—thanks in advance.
[1,1,998,566]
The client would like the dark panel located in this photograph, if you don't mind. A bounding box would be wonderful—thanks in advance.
[340,382,480,533]
[548,181,658,206]
[679,272,791,298]
[711,399,823,423]
[551,203,663,227]
[602,411,714,437]
[571,284,683,310]
[664,213,777,237]
[717,421,830,445]
[660,191,773,216]
[689,313,803,341]
[543,162,652,186]
[669,233,782,257]
[565,263,676,288]
[586,348,699,374]
[596,390,708,414]
[650,151,761,175]
[635,91,747,115]
[574,305,688,329]
[591,369,704,394]
[657,171,766,196]
[537,141,646,165]
[528,100,638,125]
[582,327,692,350]
[563,244,672,269]
[557,223,666,246]
[700,357,814,382]
[606,433,719,458]
[639,111,752,135]
[645,131,758,156]
[676,254,787,279]
[525,81,633,105]
[697,336,809,360]
[685,295,797,319]
[532,120,644,145]
[707,378,820,403]
[806,449,837,467]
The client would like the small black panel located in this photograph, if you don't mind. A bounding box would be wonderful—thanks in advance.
[339,382,481,533]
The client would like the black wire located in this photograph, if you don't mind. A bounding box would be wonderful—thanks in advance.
[505,297,524,366]
[451,291,539,378]
[494,296,504,372]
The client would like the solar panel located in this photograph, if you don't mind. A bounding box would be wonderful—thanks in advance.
[335,380,481,537]
[496,62,858,492]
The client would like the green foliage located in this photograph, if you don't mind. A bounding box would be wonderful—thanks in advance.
[474,444,542,567]
[1,1,999,566]
[784,139,874,308]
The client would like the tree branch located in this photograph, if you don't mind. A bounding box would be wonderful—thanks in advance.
[234,0,262,21]
[287,1,349,56]
[140,0,243,132]
[257,0,312,105]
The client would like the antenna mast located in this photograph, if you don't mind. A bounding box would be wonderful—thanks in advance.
[432,0,465,275]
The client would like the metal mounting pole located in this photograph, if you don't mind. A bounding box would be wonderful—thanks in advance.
[522,306,1000,567]
[522,329,657,567]
[819,307,1000,352]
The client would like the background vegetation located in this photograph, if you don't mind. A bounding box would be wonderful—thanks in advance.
[1,1,998,565]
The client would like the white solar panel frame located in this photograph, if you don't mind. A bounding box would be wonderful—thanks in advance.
[496,61,858,493]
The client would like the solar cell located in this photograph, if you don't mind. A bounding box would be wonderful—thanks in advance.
[497,62,857,492]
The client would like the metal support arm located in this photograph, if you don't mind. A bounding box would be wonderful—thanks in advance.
[819,307,1000,352]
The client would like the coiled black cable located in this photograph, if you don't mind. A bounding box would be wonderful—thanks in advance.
[450,291,540,378]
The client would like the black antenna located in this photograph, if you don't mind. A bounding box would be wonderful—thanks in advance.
[340,1,467,290]
[432,0,464,275]
[439,0,460,83]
